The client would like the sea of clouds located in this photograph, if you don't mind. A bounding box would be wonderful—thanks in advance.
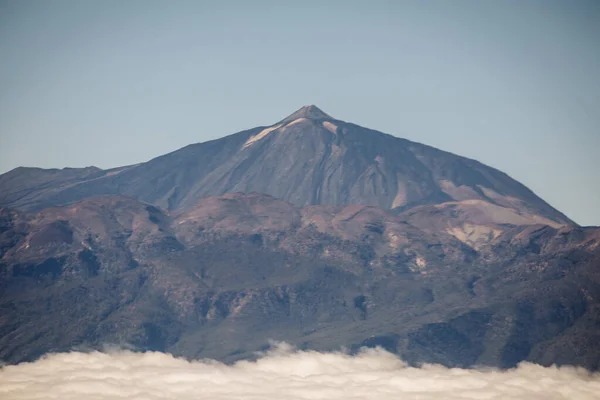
[1,343,599,400]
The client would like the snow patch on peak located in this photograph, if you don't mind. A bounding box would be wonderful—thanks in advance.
[322,121,338,134]
[285,118,308,127]
[243,124,283,148]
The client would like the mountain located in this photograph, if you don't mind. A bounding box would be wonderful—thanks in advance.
[1,106,598,370]
[0,106,574,228]
[0,193,598,369]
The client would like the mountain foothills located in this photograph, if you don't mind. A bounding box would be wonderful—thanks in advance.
[0,106,598,369]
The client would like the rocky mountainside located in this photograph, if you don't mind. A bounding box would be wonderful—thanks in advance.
[0,106,597,370]
[0,106,574,228]
[1,193,599,369]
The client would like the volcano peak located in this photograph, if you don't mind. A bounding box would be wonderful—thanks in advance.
[281,105,332,123]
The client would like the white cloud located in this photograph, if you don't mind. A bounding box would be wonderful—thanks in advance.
[1,343,599,400]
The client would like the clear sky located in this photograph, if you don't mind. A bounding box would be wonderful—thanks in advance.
[0,0,598,226]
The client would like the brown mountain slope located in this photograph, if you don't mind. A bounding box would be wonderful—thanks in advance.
[397,199,565,249]
[0,193,598,369]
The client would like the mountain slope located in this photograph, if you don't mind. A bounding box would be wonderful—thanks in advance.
[0,193,598,368]
[1,106,593,369]
[0,106,574,227]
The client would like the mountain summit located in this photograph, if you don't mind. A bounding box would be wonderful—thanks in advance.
[0,106,598,371]
[280,105,332,123]
[0,106,574,233]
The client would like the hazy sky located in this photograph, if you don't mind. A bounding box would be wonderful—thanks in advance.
[0,1,598,225]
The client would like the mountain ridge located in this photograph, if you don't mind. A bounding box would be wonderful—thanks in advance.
[2,106,596,369]
[0,106,576,228]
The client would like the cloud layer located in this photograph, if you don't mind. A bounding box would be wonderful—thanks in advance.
[1,344,599,400]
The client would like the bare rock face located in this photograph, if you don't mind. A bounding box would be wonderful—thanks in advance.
[0,106,574,228]
[0,106,596,370]
[0,193,598,370]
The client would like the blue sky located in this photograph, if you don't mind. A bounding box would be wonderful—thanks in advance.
[0,0,598,225]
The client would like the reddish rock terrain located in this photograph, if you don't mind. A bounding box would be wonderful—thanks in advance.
[1,193,598,369]
[0,106,597,369]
